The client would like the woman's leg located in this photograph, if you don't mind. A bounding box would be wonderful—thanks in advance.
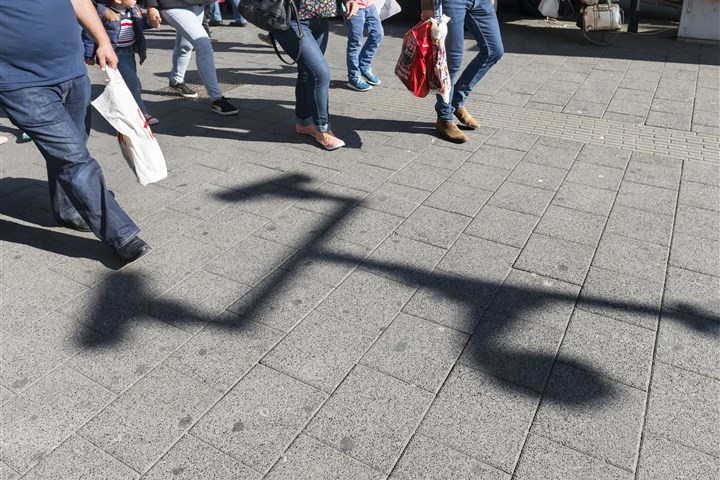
[162,5,224,100]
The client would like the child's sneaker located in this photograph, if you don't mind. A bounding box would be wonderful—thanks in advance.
[211,96,239,116]
[257,33,273,46]
[169,81,199,98]
[144,113,159,126]
[362,69,381,86]
[347,77,372,92]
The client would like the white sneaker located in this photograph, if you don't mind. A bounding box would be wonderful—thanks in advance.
[144,113,159,126]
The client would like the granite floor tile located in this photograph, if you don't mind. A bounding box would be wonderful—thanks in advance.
[507,161,567,192]
[389,163,454,192]
[262,311,377,393]
[576,144,631,170]
[468,144,527,170]
[359,144,418,171]
[645,362,720,458]
[254,206,335,249]
[362,233,447,287]
[438,234,520,283]
[415,144,472,170]
[615,181,678,217]
[465,205,539,248]
[521,141,583,170]
[487,181,555,216]
[485,130,538,151]
[422,182,492,217]
[656,311,720,380]
[535,205,606,248]
[605,204,674,247]
[593,233,669,281]
[328,162,396,193]
[674,204,720,240]
[282,236,371,286]
[332,206,404,250]
[305,365,433,474]
[669,232,720,277]
[419,365,539,473]
[564,161,625,191]
[192,365,327,474]
[552,181,617,216]
[361,182,431,218]
[531,363,645,471]
[662,266,720,321]
[624,158,681,191]
[514,234,595,285]
[186,207,269,250]
[448,162,511,192]
[678,180,720,211]
[395,206,471,249]
[682,160,720,187]
[637,434,720,480]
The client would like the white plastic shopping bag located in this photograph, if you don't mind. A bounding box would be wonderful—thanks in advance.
[376,0,402,21]
[429,15,451,104]
[91,68,167,185]
[538,0,560,17]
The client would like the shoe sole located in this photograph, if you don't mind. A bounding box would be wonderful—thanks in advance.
[211,108,239,116]
[123,245,152,263]
[170,87,199,98]
[347,83,372,92]
[362,78,381,86]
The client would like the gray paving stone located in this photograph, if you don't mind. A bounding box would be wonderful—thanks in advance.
[514,233,595,285]
[78,366,219,474]
[489,268,580,331]
[656,310,720,380]
[229,268,333,332]
[605,204,674,247]
[422,181,492,217]
[229,183,302,219]
[166,183,235,220]
[535,205,606,248]
[420,365,539,473]
[552,181,617,216]
[624,159,682,191]
[559,309,655,389]
[138,208,204,248]
[21,435,139,480]
[603,112,646,126]
[120,184,179,220]
[514,434,633,480]
[395,206,471,249]
[637,434,720,480]
[578,267,663,331]
[485,130,538,152]
[333,206,404,250]
[211,163,282,191]
[576,144,631,170]
[506,161,567,192]
[143,269,248,335]
[468,144,527,170]
[674,203,720,240]
[361,312,467,392]
[163,313,282,391]
[143,434,261,480]
[465,205,539,248]
[265,434,384,480]
[186,207,268,250]
[593,233,669,281]
[448,162,511,192]
[282,236,371,286]
[669,232,720,277]
[205,235,296,287]
[68,314,190,393]
[531,363,645,471]
[390,434,508,480]
[415,144,473,171]
[0,386,14,407]
[438,234,520,283]
[564,161,625,191]
[305,365,433,474]
[361,182,430,218]
[521,142,581,170]
[358,145,418,171]
[563,100,607,118]
[316,269,416,333]
[262,311,376,393]
[0,312,86,394]
[0,463,18,480]
[328,163,396,193]
[192,365,327,474]
[682,160,720,186]
[646,111,692,130]
[0,366,115,474]
[362,233,447,287]
[645,362,720,458]
[255,206,335,249]
[615,181,678,217]
[678,180,720,212]
[662,266,719,321]
[460,312,562,392]
[389,163,453,192]
[293,182,366,219]
[524,101,564,113]
[487,181,555,216]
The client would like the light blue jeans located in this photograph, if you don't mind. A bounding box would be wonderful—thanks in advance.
[437,0,504,121]
[345,4,384,81]
[208,0,247,23]
[161,5,223,100]
[115,46,148,115]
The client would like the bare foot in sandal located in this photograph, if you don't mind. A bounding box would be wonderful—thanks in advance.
[295,124,344,150]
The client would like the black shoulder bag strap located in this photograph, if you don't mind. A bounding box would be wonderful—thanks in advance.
[271,1,303,65]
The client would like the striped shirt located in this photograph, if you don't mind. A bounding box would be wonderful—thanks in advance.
[116,11,135,48]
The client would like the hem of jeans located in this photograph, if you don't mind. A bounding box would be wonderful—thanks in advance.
[298,117,314,127]
[315,123,329,133]
[113,229,141,250]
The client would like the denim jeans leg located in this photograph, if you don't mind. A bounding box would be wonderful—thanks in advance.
[230,0,246,22]
[436,0,469,121]
[358,5,383,75]
[207,1,222,21]
[452,0,503,109]
[163,6,224,100]
[0,77,140,249]
[274,19,331,131]
[345,8,366,80]
[116,47,148,114]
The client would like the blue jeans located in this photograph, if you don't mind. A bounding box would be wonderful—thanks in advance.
[208,0,246,23]
[116,46,148,115]
[273,18,331,132]
[345,5,384,81]
[207,1,222,21]
[438,0,504,121]
[0,75,140,249]
[162,5,223,100]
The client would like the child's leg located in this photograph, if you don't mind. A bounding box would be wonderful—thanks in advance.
[115,47,148,114]
[345,8,367,81]
[358,4,384,75]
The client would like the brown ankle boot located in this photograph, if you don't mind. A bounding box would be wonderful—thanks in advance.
[436,120,469,143]
[454,107,480,129]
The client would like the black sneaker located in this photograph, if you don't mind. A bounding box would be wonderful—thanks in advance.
[211,96,239,116]
[169,81,199,98]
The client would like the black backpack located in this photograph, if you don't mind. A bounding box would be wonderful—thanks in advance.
[239,0,303,65]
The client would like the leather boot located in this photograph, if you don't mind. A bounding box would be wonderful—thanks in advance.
[454,107,481,129]
[436,120,469,143]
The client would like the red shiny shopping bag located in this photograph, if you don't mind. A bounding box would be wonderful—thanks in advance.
[394,20,433,98]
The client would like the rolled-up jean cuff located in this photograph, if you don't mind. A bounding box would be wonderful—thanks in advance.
[298,117,314,126]
[115,228,142,250]
[315,123,329,132]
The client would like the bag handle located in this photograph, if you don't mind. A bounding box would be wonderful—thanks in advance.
[271,0,303,66]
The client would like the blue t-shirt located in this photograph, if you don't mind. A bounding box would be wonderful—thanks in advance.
[0,0,86,91]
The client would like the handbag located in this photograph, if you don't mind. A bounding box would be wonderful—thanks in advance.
[91,68,167,186]
[395,20,433,98]
[582,0,623,31]
[239,0,303,65]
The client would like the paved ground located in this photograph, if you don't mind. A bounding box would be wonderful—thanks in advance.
[1,4,719,479]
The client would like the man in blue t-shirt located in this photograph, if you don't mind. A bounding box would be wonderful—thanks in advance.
[0,0,151,262]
